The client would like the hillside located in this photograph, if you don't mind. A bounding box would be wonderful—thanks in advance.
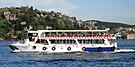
[85,20,135,28]
[0,6,135,40]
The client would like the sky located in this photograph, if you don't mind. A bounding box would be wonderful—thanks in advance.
[0,0,135,25]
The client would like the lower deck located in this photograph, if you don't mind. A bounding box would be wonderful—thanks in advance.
[9,42,117,53]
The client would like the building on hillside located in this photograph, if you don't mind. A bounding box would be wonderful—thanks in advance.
[4,12,16,20]
[10,14,16,20]
[83,20,97,30]
[4,12,11,20]
[10,35,17,39]
[127,34,135,39]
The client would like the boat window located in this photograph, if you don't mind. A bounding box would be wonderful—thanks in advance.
[28,33,38,37]
[63,40,66,43]
[44,40,49,45]
[50,40,55,44]
[36,39,40,43]
[66,40,69,44]
[95,39,98,44]
[28,33,38,42]
[92,40,96,44]
[85,40,89,44]
[29,37,32,41]
[41,39,45,43]
[89,39,92,44]
[45,32,50,36]
[28,33,33,36]
[78,39,82,44]
[97,39,104,44]
[36,39,49,45]
[41,32,45,37]
[83,39,86,44]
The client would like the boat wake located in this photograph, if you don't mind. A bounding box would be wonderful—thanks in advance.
[115,49,135,53]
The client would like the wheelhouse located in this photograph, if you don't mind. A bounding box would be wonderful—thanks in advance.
[27,31,38,42]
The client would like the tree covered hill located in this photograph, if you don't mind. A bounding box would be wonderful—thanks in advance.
[86,20,135,28]
[0,6,134,40]
[0,6,80,39]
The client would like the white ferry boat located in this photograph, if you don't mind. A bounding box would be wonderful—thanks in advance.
[9,29,117,53]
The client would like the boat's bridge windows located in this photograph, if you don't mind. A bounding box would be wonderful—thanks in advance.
[36,39,49,45]
[28,33,38,42]
[50,39,76,44]
[78,39,105,44]
[28,33,38,37]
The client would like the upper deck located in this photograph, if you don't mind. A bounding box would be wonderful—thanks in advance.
[27,29,116,42]
[36,30,115,39]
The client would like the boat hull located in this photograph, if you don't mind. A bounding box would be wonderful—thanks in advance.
[9,43,117,53]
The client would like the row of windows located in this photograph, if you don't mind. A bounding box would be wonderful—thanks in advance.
[50,39,105,44]
[78,39,104,44]
[41,32,107,37]
[28,33,38,37]
[35,39,105,45]
[50,39,76,44]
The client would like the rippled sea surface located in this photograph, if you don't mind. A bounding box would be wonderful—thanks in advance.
[0,40,135,67]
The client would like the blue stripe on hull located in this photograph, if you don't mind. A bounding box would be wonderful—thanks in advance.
[84,47,113,52]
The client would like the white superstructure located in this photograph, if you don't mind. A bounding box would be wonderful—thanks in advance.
[9,29,117,53]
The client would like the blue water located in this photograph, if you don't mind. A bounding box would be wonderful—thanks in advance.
[0,40,135,67]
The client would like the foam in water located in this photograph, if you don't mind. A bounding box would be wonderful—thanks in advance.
[115,49,135,53]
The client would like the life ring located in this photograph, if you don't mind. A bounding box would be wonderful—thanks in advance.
[67,47,71,51]
[52,47,56,51]
[42,47,47,50]
[97,47,102,51]
[111,46,115,51]
[82,47,85,51]
[33,46,36,49]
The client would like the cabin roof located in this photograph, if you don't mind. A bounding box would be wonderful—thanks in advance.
[37,30,108,32]
[28,30,109,33]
